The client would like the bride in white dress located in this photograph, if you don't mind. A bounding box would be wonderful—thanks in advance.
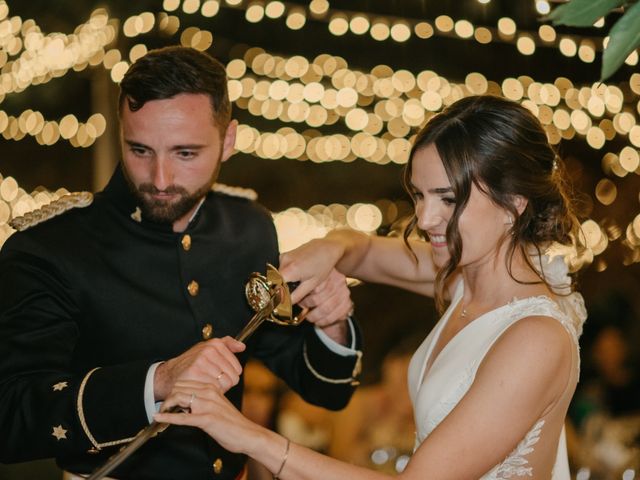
[155,95,587,479]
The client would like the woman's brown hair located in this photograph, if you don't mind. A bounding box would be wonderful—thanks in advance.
[403,95,582,312]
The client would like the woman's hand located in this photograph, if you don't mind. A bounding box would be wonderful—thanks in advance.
[280,238,345,304]
[154,380,264,455]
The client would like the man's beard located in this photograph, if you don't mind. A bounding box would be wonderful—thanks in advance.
[124,170,216,225]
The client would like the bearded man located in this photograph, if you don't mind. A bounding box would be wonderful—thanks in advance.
[0,46,362,480]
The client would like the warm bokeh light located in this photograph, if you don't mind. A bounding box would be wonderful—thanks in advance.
[559,38,577,57]
[474,27,492,44]
[434,15,454,33]
[309,0,330,16]
[328,15,349,36]
[415,22,434,39]
[2,1,640,266]
[390,22,411,42]
[246,4,264,23]
[538,25,556,43]
[286,10,306,30]
[349,15,370,35]
[163,0,180,12]
[497,17,516,36]
[516,35,535,55]
[595,179,617,205]
[201,0,220,17]
[454,20,474,39]
[182,0,200,14]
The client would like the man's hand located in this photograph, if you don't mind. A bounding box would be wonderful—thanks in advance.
[298,269,353,345]
[154,336,246,401]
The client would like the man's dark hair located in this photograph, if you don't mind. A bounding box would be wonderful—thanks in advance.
[118,46,231,129]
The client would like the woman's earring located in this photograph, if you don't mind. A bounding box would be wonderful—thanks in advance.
[506,216,514,226]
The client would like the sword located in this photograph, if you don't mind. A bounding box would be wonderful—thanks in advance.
[87,264,305,480]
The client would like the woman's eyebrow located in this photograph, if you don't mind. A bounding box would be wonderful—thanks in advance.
[428,187,454,194]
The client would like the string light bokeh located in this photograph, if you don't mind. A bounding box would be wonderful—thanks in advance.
[0,0,639,274]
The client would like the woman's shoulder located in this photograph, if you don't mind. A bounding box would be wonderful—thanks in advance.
[486,313,574,382]
[507,292,584,344]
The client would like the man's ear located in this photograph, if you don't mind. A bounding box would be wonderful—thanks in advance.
[512,194,528,215]
[221,120,238,163]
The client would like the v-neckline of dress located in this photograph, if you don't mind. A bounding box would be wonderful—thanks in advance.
[417,282,555,390]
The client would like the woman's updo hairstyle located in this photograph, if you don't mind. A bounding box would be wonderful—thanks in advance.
[402,95,582,311]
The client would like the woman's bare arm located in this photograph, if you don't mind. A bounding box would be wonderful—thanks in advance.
[280,230,439,303]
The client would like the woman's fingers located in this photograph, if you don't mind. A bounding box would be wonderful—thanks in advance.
[155,380,264,455]
[160,382,220,411]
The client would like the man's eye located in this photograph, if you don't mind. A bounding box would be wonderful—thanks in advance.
[131,147,148,155]
[178,151,196,159]
[442,197,456,205]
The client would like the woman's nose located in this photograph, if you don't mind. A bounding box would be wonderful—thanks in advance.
[416,200,441,231]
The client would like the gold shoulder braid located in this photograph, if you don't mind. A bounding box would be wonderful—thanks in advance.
[9,192,93,231]
[211,182,257,201]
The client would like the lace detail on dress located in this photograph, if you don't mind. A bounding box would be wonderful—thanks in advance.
[483,420,545,479]
[533,252,587,339]
[506,296,580,347]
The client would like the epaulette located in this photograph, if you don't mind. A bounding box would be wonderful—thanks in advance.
[211,182,257,201]
[9,191,93,231]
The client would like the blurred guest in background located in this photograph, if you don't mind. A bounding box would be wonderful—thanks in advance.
[241,361,283,480]
[569,293,640,479]
[328,339,417,474]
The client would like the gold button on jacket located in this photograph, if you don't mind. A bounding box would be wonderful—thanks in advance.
[202,323,213,340]
[181,234,191,251]
[213,458,223,474]
[187,280,199,296]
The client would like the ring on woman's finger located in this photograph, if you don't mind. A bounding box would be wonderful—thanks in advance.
[188,393,196,410]
[216,372,225,381]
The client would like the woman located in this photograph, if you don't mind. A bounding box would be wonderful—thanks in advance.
[155,95,587,479]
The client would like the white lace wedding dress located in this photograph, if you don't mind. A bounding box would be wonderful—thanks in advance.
[407,255,587,479]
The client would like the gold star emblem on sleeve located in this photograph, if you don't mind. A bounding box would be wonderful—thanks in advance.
[52,381,68,391]
[52,425,68,440]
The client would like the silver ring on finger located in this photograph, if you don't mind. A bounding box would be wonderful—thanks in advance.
[216,372,225,382]
[188,393,196,412]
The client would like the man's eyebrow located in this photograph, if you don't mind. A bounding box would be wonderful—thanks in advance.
[171,144,206,150]
[123,140,207,150]
[123,139,148,148]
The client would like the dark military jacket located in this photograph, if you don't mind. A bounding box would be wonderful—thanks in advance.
[0,167,362,479]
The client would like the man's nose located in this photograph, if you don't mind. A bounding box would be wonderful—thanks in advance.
[151,158,173,190]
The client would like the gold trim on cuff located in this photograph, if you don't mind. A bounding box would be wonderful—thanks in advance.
[77,367,136,452]
[302,343,362,386]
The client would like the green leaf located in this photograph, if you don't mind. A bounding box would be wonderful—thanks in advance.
[601,1,640,80]
[547,0,625,26]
